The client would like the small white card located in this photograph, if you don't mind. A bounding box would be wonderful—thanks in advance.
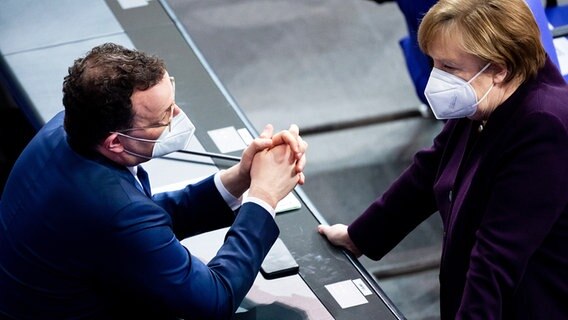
[117,0,149,10]
[153,180,301,214]
[275,192,302,213]
[208,126,248,153]
[352,278,373,296]
[151,176,208,194]
[325,280,368,309]
[242,190,301,214]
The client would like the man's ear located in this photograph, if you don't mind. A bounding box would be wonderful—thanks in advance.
[101,133,124,154]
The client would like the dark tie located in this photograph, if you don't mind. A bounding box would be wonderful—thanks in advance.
[136,165,152,197]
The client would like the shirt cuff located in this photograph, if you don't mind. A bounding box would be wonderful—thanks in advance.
[243,197,276,219]
[213,171,242,211]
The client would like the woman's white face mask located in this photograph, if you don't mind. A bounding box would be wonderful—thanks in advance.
[115,110,195,159]
[424,63,493,120]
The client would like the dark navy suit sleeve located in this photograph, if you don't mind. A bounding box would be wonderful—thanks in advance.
[94,132,276,319]
[151,176,237,239]
[456,112,568,318]
[99,188,279,319]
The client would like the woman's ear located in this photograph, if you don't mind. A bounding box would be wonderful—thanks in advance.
[491,63,509,85]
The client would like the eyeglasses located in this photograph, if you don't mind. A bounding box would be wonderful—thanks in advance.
[115,76,176,134]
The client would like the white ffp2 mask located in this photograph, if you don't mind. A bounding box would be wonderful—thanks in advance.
[424,63,493,120]
[116,111,195,159]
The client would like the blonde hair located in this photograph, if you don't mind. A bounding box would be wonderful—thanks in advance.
[418,0,546,83]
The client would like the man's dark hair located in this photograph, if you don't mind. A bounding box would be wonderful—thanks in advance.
[62,43,166,153]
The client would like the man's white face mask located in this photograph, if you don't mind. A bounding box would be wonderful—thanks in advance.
[115,110,195,159]
[424,63,493,120]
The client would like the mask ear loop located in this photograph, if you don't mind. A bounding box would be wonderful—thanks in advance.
[467,63,493,107]
[473,83,494,107]
[113,131,165,144]
[467,62,492,84]
[122,148,153,160]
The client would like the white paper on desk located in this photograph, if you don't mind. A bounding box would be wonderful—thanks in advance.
[151,176,209,194]
[244,190,302,214]
[117,0,149,10]
[237,128,254,146]
[153,179,301,214]
[208,126,248,153]
[325,279,369,309]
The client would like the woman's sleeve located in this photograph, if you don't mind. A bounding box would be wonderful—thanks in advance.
[348,121,454,260]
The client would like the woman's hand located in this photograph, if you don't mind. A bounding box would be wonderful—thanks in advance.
[318,224,362,257]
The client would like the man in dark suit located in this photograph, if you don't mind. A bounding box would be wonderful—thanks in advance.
[0,43,307,319]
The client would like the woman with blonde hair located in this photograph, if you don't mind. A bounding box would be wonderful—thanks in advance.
[319,0,568,318]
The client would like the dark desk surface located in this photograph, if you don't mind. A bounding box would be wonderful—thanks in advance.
[0,0,404,318]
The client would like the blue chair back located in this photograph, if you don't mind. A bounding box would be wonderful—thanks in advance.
[525,0,560,69]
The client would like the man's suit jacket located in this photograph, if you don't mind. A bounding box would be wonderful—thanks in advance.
[0,112,279,319]
[349,58,568,319]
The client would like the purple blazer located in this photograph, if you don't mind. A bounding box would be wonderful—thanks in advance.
[349,58,568,319]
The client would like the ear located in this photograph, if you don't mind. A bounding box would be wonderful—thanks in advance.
[101,133,124,154]
[491,63,508,85]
